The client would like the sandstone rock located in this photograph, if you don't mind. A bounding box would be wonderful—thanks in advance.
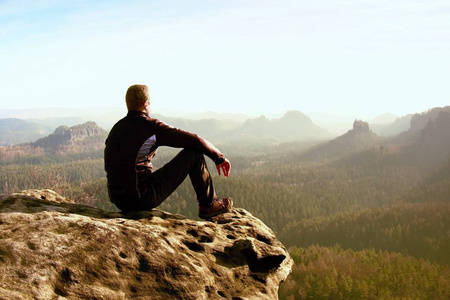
[352,120,370,134]
[0,190,292,299]
[32,121,107,149]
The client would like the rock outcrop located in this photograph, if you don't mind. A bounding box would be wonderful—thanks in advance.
[0,190,293,300]
[295,119,383,162]
[352,120,370,134]
[32,121,107,149]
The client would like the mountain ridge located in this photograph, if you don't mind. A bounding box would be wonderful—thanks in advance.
[0,118,52,146]
[2,106,449,151]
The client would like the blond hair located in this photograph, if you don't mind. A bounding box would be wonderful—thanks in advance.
[126,84,149,111]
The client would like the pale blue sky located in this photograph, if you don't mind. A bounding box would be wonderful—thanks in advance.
[1,0,449,120]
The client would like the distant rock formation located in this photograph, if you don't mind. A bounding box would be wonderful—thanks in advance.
[0,190,292,299]
[352,120,370,134]
[296,119,383,162]
[32,121,107,149]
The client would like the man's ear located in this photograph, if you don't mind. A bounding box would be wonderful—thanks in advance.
[143,100,150,114]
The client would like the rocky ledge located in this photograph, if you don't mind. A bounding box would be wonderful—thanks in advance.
[0,190,293,300]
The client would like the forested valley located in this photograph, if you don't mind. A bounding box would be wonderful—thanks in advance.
[1,108,449,299]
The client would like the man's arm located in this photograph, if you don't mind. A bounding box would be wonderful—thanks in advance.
[155,120,230,173]
[203,137,231,176]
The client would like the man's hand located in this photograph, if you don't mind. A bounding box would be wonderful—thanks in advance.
[216,158,231,177]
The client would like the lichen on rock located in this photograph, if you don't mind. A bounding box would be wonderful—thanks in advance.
[0,190,293,300]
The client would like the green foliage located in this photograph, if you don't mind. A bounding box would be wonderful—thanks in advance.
[279,245,450,300]
[280,203,450,265]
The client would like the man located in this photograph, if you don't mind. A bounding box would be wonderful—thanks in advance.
[104,84,232,219]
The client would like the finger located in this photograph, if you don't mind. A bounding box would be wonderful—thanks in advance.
[223,166,229,177]
[216,165,221,176]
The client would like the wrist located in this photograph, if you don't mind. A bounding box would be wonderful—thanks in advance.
[215,155,225,165]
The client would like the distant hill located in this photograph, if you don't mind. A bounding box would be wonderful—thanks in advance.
[365,107,450,138]
[403,110,450,166]
[296,120,384,161]
[370,114,412,136]
[32,121,107,150]
[328,106,450,168]
[391,106,450,144]
[0,118,52,146]
[342,112,450,170]
[369,113,399,124]
[0,107,124,131]
[230,110,332,143]
[156,110,331,144]
[410,106,450,132]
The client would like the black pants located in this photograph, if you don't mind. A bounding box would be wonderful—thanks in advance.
[114,149,216,213]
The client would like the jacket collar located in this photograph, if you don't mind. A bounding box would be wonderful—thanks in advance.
[127,110,149,118]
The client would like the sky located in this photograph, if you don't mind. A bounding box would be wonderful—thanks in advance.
[1,0,449,121]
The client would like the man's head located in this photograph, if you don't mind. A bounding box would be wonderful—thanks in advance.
[126,84,150,113]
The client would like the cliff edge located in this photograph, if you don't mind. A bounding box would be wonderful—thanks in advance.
[0,190,293,299]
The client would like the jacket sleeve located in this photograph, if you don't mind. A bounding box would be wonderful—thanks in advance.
[154,119,225,164]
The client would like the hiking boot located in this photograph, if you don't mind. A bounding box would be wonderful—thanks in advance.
[198,197,233,219]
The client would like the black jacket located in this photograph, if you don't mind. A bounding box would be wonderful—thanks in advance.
[104,110,224,203]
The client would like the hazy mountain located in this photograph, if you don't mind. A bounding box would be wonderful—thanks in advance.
[0,107,124,131]
[403,110,450,166]
[230,110,332,143]
[154,110,331,144]
[391,106,450,144]
[410,106,450,132]
[0,118,52,146]
[338,108,450,169]
[296,120,384,162]
[369,106,450,141]
[370,114,412,137]
[3,106,448,148]
[32,121,107,150]
[1,109,331,146]
[369,113,399,124]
